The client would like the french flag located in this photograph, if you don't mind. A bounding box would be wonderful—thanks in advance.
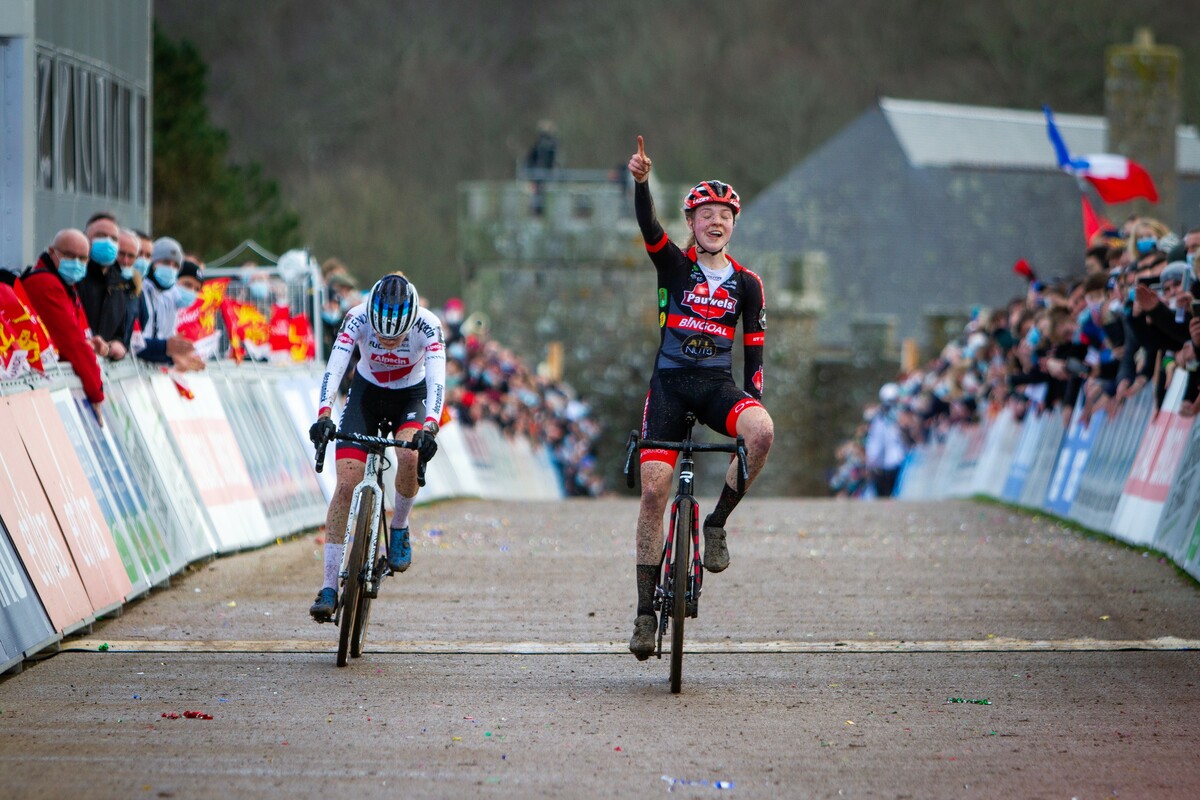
[1043,105,1159,204]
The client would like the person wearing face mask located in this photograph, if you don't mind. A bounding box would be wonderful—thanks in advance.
[175,260,204,311]
[1133,262,1192,352]
[76,212,127,360]
[134,230,154,280]
[79,219,142,362]
[21,228,105,421]
[133,236,204,371]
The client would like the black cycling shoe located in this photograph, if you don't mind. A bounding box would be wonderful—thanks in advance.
[702,520,730,573]
[629,614,657,661]
[309,587,337,622]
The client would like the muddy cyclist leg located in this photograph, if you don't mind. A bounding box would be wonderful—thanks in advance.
[703,406,774,572]
[632,460,673,658]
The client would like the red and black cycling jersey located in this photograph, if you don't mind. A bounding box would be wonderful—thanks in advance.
[634,181,765,399]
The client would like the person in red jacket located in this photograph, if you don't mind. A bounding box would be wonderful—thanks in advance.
[22,228,105,423]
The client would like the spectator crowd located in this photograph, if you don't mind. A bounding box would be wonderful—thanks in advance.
[832,215,1200,499]
[0,211,604,496]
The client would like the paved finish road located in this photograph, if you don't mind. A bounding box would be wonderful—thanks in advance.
[2,498,1199,799]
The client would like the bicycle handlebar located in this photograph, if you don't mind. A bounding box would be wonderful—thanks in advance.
[314,431,427,487]
[623,431,749,494]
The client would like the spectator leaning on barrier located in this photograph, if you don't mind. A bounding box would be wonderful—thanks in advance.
[176,259,204,312]
[135,236,203,371]
[80,218,142,363]
[77,212,130,361]
[22,228,105,419]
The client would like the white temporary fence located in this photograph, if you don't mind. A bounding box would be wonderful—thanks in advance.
[0,358,564,673]
[896,374,1200,581]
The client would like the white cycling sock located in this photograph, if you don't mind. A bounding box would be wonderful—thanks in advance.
[393,492,415,530]
[323,543,344,590]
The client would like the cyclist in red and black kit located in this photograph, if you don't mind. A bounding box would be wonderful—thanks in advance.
[627,136,775,660]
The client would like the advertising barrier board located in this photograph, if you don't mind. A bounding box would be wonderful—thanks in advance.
[1069,387,1154,532]
[108,375,219,565]
[0,395,95,633]
[1017,411,1065,509]
[149,373,271,551]
[1043,394,1100,518]
[274,373,337,503]
[51,389,154,598]
[0,523,57,672]
[1154,418,1200,570]
[9,390,131,615]
[68,388,172,588]
[1111,373,1195,546]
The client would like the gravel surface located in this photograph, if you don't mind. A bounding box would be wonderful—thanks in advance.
[2,497,1198,799]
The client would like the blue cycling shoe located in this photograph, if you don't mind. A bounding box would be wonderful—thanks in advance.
[309,587,337,622]
[387,527,412,572]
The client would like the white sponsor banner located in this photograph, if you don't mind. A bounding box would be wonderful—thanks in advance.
[1111,372,1194,546]
[278,373,338,503]
[150,373,271,552]
[970,411,1020,497]
[106,376,213,567]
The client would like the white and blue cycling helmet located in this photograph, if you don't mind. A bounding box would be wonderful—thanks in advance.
[368,274,419,339]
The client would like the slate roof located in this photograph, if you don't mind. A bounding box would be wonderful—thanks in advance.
[736,98,1200,348]
[881,97,1200,173]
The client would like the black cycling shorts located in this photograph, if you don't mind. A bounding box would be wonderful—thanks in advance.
[639,369,761,467]
[336,372,427,462]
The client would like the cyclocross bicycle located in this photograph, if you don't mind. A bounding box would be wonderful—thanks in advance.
[624,412,747,693]
[315,430,425,667]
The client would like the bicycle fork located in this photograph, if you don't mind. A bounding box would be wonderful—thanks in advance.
[338,461,387,608]
[655,494,704,654]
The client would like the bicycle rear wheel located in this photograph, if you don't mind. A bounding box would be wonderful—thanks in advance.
[670,496,695,694]
[337,495,372,667]
[351,521,383,658]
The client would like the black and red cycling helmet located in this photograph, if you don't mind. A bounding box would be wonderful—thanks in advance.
[682,180,740,215]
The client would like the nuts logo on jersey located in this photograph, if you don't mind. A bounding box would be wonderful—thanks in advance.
[681,334,717,360]
[682,281,736,317]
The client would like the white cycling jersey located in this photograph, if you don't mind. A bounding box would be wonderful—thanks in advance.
[318,302,446,425]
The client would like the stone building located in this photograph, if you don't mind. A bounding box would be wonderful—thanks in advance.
[736,96,1200,355]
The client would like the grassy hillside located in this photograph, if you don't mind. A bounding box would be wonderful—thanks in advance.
[156,0,1199,302]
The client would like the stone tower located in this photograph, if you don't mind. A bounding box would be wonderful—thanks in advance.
[1105,28,1182,224]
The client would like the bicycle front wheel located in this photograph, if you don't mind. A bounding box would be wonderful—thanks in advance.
[670,496,695,694]
[351,519,383,658]
[337,495,372,667]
